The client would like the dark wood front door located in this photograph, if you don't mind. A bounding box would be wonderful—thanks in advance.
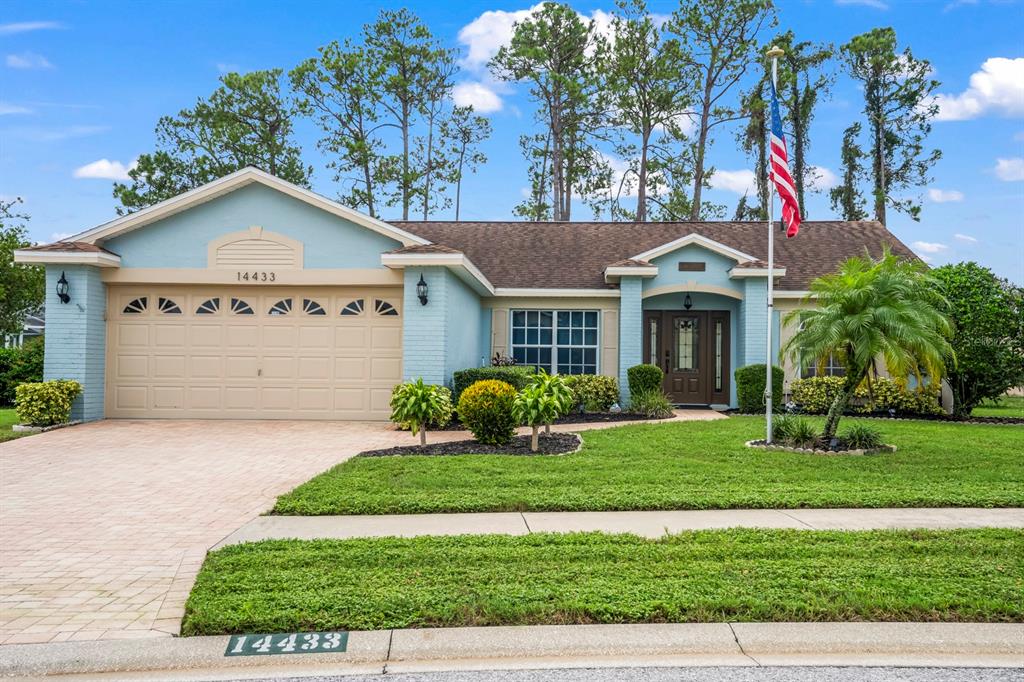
[644,310,730,405]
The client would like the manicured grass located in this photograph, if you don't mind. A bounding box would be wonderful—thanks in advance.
[0,408,26,443]
[181,529,1024,635]
[273,416,1024,515]
[973,395,1024,418]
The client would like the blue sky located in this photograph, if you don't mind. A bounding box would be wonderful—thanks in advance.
[2,0,1022,282]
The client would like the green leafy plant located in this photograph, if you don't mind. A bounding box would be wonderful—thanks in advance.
[528,370,576,434]
[452,366,534,405]
[629,389,675,419]
[0,337,44,406]
[390,380,451,445]
[563,374,619,412]
[790,376,846,414]
[457,379,518,446]
[782,247,953,440]
[841,423,884,450]
[14,379,81,426]
[513,384,563,452]
[627,364,664,398]
[791,375,944,417]
[735,364,784,413]
[772,414,818,448]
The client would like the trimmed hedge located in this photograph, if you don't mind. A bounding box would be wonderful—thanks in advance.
[0,338,44,406]
[564,374,619,412]
[15,379,81,426]
[790,375,943,416]
[453,366,534,405]
[627,364,664,398]
[735,364,784,413]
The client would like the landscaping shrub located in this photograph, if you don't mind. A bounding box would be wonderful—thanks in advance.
[453,366,533,405]
[735,364,784,413]
[841,423,884,450]
[790,376,846,414]
[629,389,675,419]
[627,363,664,398]
[527,370,576,429]
[457,379,518,445]
[390,380,452,445]
[14,379,81,426]
[0,338,44,406]
[772,415,818,448]
[791,376,944,416]
[512,383,564,452]
[563,374,619,412]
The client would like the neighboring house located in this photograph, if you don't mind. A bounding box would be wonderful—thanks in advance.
[2,311,44,348]
[14,168,918,422]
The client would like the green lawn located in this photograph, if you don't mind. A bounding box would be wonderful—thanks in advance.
[181,529,1024,635]
[0,408,26,443]
[973,395,1024,418]
[273,416,1024,515]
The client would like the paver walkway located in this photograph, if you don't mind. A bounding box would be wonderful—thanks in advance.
[0,411,713,645]
[218,508,1024,546]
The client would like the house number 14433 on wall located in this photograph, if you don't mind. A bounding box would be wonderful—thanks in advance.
[225,631,348,656]
[237,271,276,282]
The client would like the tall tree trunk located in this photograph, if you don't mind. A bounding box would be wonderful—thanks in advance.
[455,146,466,221]
[423,119,434,220]
[792,85,807,218]
[637,128,650,222]
[402,102,411,220]
[689,76,715,221]
[822,372,861,441]
[871,108,886,225]
[362,155,376,219]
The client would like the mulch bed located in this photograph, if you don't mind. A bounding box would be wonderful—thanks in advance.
[747,439,896,456]
[435,411,673,431]
[360,432,582,457]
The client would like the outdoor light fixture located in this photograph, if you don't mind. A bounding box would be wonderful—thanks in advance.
[416,274,429,305]
[56,271,70,304]
[683,293,693,310]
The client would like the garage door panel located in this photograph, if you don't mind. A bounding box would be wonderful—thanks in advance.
[107,286,402,420]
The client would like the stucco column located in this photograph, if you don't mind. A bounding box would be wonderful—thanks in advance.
[43,265,107,421]
[617,277,643,406]
[738,277,768,367]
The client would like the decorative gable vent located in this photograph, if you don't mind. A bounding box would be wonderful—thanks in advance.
[208,226,303,269]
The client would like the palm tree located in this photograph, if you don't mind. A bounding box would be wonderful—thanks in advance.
[782,247,954,441]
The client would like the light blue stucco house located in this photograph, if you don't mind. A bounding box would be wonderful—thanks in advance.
[15,168,918,421]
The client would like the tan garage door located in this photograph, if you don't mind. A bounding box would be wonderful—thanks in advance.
[106,286,403,420]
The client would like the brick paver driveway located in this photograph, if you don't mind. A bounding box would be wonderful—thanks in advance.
[0,419,413,644]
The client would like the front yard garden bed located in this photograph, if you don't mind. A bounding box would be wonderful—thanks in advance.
[746,439,896,456]
[273,416,1024,515]
[431,410,674,431]
[362,433,581,457]
[181,528,1024,635]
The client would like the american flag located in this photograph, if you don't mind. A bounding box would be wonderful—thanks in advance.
[769,81,801,238]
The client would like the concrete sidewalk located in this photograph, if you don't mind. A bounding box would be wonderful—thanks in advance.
[216,507,1024,546]
[0,623,1020,679]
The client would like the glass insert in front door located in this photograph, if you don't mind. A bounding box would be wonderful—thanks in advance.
[673,316,699,371]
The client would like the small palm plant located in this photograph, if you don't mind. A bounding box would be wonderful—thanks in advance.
[782,247,953,441]
[513,384,564,452]
[390,378,447,446]
[528,369,575,434]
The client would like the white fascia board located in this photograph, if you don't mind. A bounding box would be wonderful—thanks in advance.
[603,265,659,283]
[71,168,430,247]
[380,252,495,295]
[632,234,758,264]
[493,288,621,298]
[774,290,814,299]
[14,250,122,268]
[728,267,787,278]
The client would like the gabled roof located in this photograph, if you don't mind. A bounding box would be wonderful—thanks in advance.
[69,167,430,248]
[391,220,918,291]
[18,241,116,254]
[14,241,121,267]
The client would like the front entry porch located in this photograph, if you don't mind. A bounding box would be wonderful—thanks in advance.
[643,310,731,405]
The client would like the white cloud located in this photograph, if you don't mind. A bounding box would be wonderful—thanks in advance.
[458,4,543,72]
[808,166,839,190]
[6,52,53,70]
[954,233,978,243]
[835,0,889,9]
[932,58,1024,121]
[927,188,964,203]
[0,21,64,36]
[452,82,503,113]
[912,240,949,254]
[709,169,757,196]
[0,101,31,115]
[994,157,1024,181]
[72,158,135,181]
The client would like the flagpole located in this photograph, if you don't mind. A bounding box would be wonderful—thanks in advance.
[765,45,783,444]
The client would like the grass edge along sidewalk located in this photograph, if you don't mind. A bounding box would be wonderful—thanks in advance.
[273,416,1024,515]
[181,528,1024,636]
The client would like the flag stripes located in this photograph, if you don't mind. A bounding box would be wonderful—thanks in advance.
[769,81,801,238]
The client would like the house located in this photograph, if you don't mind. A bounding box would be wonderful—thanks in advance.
[14,167,918,422]
[3,311,44,348]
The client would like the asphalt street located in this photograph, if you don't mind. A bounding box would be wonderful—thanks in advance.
[222,667,1024,682]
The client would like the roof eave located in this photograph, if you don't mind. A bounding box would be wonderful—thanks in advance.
[13,249,122,268]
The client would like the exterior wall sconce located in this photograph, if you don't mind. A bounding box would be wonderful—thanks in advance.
[683,293,692,310]
[56,271,71,304]
[416,274,429,305]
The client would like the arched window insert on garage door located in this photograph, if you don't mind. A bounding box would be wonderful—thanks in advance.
[231,298,254,315]
[268,298,292,316]
[123,297,147,314]
[196,298,220,314]
[341,299,364,316]
[303,299,326,315]
[375,299,399,316]
[158,297,181,314]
